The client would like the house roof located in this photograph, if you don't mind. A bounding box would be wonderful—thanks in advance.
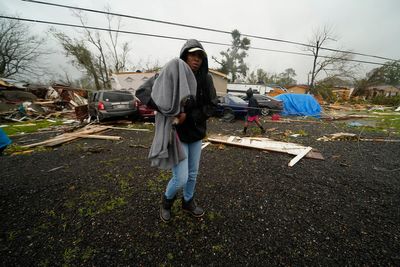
[332,86,353,91]
[286,84,309,89]
[209,69,227,79]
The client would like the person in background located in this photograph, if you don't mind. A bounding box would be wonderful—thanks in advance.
[243,88,266,135]
[137,39,217,222]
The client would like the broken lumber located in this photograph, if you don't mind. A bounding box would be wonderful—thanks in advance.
[104,126,151,132]
[288,146,312,167]
[208,135,324,162]
[63,133,121,140]
[22,125,113,148]
[317,132,400,142]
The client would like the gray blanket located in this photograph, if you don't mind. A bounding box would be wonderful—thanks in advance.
[148,58,197,169]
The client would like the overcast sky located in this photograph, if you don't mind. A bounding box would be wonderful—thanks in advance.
[2,0,400,84]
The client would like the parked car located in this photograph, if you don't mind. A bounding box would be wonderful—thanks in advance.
[215,94,248,118]
[135,100,156,120]
[240,94,283,115]
[88,90,137,121]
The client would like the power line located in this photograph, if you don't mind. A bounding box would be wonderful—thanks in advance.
[0,15,386,66]
[21,0,397,62]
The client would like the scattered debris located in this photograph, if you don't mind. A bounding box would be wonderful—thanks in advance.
[47,166,65,172]
[317,132,400,142]
[317,132,359,141]
[22,125,119,148]
[348,122,364,127]
[372,166,400,172]
[326,114,378,121]
[201,142,211,149]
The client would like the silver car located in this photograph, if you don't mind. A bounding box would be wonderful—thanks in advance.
[88,90,137,121]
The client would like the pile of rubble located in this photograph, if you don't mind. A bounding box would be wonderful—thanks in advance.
[0,79,88,123]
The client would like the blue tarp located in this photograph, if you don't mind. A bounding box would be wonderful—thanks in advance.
[0,128,12,150]
[275,94,321,117]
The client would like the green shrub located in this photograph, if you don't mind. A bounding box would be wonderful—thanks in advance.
[370,95,400,106]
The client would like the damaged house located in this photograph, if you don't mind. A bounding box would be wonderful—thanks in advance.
[362,85,400,99]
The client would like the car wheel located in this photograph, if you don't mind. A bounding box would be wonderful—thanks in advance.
[222,107,234,116]
[96,112,104,122]
[261,108,270,116]
[222,108,235,122]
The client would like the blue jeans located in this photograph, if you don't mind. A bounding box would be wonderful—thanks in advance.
[164,140,202,201]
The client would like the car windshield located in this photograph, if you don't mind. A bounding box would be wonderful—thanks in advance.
[103,91,133,102]
[254,95,269,100]
[227,95,247,104]
[255,95,281,102]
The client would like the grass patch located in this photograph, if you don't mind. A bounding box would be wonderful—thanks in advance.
[212,244,224,253]
[347,115,400,135]
[76,189,127,217]
[147,170,171,193]
[376,115,400,135]
[4,144,50,155]
[2,120,64,136]
[63,247,79,265]
[100,158,122,166]
[128,122,154,131]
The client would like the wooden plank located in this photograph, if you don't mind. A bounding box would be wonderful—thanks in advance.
[104,126,151,132]
[201,142,211,149]
[208,135,324,160]
[64,133,122,140]
[288,146,312,167]
[22,125,111,148]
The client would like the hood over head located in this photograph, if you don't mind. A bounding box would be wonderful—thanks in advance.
[180,39,208,74]
[179,39,210,107]
[246,88,253,98]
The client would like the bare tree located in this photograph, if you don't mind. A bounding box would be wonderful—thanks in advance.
[306,26,355,94]
[0,17,47,78]
[53,8,132,90]
[53,31,101,89]
[104,7,131,73]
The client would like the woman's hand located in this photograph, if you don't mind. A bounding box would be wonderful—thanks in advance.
[174,112,187,125]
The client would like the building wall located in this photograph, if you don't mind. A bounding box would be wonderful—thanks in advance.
[364,85,399,99]
[211,75,227,96]
[111,72,156,92]
[209,70,228,96]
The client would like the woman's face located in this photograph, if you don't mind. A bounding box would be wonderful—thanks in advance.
[186,51,203,72]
